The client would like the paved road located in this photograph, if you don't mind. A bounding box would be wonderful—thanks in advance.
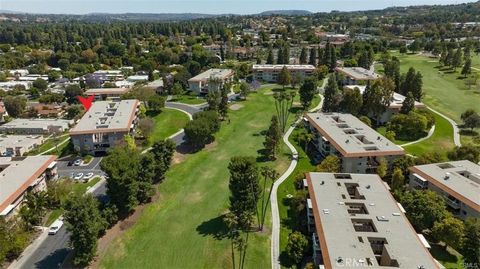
[17,103,200,269]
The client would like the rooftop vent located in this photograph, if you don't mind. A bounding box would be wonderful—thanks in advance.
[444,172,451,180]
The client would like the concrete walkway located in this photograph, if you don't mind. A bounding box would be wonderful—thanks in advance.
[427,106,462,147]
[37,137,71,156]
[270,91,324,269]
[400,125,435,147]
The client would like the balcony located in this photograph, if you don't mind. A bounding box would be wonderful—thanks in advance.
[445,197,461,210]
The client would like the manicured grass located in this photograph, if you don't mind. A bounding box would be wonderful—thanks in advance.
[148,108,190,144]
[387,52,480,123]
[376,126,413,145]
[430,244,464,269]
[27,135,70,156]
[45,208,63,226]
[98,86,294,269]
[170,93,206,105]
[403,112,455,156]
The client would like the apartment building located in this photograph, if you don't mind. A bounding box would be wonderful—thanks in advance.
[0,118,72,134]
[252,64,315,82]
[0,135,44,156]
[85,87,131,101]
[306,172,440,268]
[344,85,426,123]
[0,155,58,217]
[409,160,480,220]
[188,68,235,94]
[69,99,140,155]
[305,113,404,173]
[335,67,380,85]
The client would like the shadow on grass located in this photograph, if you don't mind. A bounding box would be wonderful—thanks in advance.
[430,244,459,264]
[459,129,479,136]
[196,214,229,240]
[145,110,162,118]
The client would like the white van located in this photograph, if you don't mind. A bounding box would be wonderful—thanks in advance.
[48,219,64,235]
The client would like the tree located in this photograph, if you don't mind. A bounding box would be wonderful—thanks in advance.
[219,84,229,119]
[462,57,472,78]
[32,78,48,91]
[308,48,317,66]
[3,96,27,117]
[137,153,156,203]
[299,47,307,64]
[19,191,48,228]
[137,118,155,139]
[452,48,463,71]
[359,116,372,127]
[65,84,83,104]
[461,109,480,131]
[239,82,250,100]
[299,77,317,110]
[285,232,308,265]
[432,215,465,250]
[317,155,340,172]
[387,111,428,140]
[322,74,341,112]
[171,82,183,97]
[399,67,423,101]
[462,218,480,265]
[362,78,394,124]
[66,105,84,120]
[258,167,279,230]
[391,167,405,191]
[277,66,291,89]
[147,95,165,112]
[398,190,448,231]
[63,193,104,266]
[150,139,175,183]
[266,48,274,64]
[400,92,415,114]
[339,87,363,115]
[263,115,282,159]
[274,91,295,133]
[377,157,388,178]
[448,145,480,163]
[207,88,221,111]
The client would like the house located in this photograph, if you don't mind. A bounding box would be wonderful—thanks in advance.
[188,69,235,94]
[0,135,44,156]
[0,81,31,90]
[335,67,380,85]
[0,155,58,218]
[146,79,165,94]
[17,74,49,82]
[344,85,426,123]
[85,88,131,101]
[0,118,72,134]
[409,160,480,220]
[305,172,440,268]
[69,99,140,155]
[305,112,404,173]
[252,64,315,83]
[30,103,64,118]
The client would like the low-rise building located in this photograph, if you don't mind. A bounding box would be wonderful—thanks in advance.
[409,160,480,220]
[335,67,380,85]
[0,135,44,156]
[0,118,72,134]
[306,172,440,268]
[69,99,140,155]
[85,88,130,101]
[305,113,404,173]
[30,103,64,118]
[0,155,58,217]
[344,85,426,123]
[0,81,31,90]
[188,69,235,94]
[127,75,149,82]
[252,64,315,82]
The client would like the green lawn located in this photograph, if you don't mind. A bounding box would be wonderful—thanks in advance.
[376,126,412,145]
[170,94,207,105]
[27,135,71,156]
[98,86,296,269]
[385,52,480,123]
[403,112,455,156]
[430,244,465,269]
[148,108,190,144]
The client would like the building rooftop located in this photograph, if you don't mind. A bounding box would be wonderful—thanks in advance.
[336,67,380,81]
[306,113,404,157]
[0,155,56,215]
[410,160,480,212]
[188,68,234,82]
[0,134,43,151]
[252,64,316,70]
[85,88,130,95]
[345,85,425,109]
[69,99,139,135]
[0,118,72,131]
[307,172,439,269]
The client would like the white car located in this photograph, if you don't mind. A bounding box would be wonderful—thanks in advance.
[48,220,64,235]
[83,172,94,181]
[73,173,84,180]
[73,159,82,166]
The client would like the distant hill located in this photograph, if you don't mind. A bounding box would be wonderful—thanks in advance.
[258,10,312,16]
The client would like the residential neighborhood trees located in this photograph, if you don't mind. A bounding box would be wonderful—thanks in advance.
[299,77,317,110]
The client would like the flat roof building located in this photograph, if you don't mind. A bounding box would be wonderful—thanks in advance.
[252,64,315,83]
[335,67,380,85]
[0,135,44,156]
[85,87,131,101]
[305,113,404,173]
[69,99,140,154]
[0,118,72,135]
[306,172,440,268]
[409,160,480,220]
[188,68,234,94]
[0,155,58,217]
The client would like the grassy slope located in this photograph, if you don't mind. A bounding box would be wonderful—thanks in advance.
[148,108,190,143]
[98,86,295,269]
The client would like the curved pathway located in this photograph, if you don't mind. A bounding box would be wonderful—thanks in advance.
[400,125,435,147]
[270,90,324,269]
[426,106,461,147]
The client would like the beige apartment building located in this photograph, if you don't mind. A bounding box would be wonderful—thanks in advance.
[252,64,315,82]
[306,172,441,268]
[0,135,44,156]
[188,68,235,94]
[409,160,480,220]
[69,99,140,155]
[335,67,380,85]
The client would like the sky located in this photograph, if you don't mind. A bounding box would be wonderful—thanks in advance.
[0,0,476,14]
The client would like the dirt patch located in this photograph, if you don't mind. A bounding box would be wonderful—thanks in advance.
[204,141,218,151]
[185,191,203,204]
[172,151,186,165]
[229,104,244,111]
[264,91,274,95]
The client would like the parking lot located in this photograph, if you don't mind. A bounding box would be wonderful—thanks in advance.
[56,156,105,179]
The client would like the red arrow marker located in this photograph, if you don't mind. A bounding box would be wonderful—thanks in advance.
[77,95,95,111]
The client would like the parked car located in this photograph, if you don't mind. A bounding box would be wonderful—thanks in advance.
[48,220,64,235]
[83,172,94,182]
[73,173,84,180]
[73,159,82,166]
